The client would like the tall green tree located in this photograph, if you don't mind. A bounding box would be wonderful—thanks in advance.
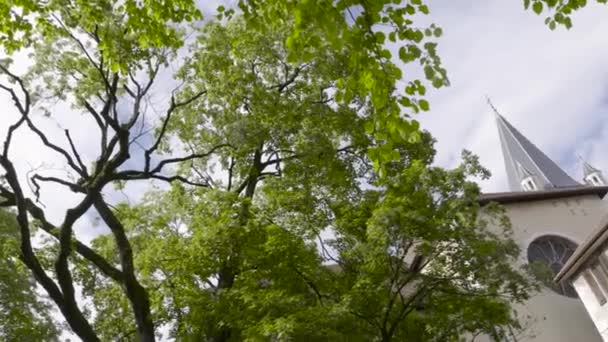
[73,18,538,341]
[0,209,59,341]
[0,0,538,341]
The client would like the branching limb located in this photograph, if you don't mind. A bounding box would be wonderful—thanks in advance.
[115,143,231,186]
[24,199,124,282]
[93,195,155,341]
[64,129,88,175]
[30,174,84,202]
[144,90,206,171]
[0,155,100,341]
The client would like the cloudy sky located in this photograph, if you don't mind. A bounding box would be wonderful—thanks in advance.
[421,0,608,193]
[0,0,606,278]
[1,0,608,240]
[0,0,607,339]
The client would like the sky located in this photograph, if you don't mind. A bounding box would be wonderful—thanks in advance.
[1,0,608,339]
[1,0,607,237]
[420,0,608,193]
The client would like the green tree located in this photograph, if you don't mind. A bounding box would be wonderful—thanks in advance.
[522,0,608,29]
[0,209,59,341]
[0,0,538,341]
[72,18,538,341]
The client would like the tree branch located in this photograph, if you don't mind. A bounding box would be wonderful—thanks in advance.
[144,90,206,171]
[0,155,100,341]
[24,199,124,282]
[93,196,155,341]
[64,129,88,175]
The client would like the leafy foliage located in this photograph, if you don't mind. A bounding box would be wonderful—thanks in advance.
[72,18,538,341]
[0,210,59,341]
[0,0,540,341]
[523,0,608,29]
[237,0,449,173]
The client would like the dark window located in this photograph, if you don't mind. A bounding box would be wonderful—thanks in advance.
[527,235,578,298]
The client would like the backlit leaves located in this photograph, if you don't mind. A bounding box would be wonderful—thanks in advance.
[523,0,607,29]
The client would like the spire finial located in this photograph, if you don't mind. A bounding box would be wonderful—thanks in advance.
[577,154,585,163]
[485,95,501,117]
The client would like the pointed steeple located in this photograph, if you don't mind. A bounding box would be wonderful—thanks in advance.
[578,156,605,186]
[488,99,580,192]
[579,155,600,177]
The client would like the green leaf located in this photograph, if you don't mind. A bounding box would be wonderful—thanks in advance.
[419,99,430,111]
[533,1,543,14]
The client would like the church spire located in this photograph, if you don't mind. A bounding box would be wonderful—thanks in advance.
[578,156,605,186]
[488,99,580,192]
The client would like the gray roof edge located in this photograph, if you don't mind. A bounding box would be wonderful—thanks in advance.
[478,185,608,205]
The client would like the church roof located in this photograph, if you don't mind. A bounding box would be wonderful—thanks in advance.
[495,112,581,191]
[478,185,608,205]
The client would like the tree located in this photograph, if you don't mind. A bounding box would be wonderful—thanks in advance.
[0,209,59,341]
[522,0,608,29]
[0,0,538,341]
[66,17,538,341]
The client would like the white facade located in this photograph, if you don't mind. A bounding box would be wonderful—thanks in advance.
[485,194,608,341]
[482,109,608,340]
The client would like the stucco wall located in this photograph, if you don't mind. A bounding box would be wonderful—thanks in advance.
[486,194,608,341]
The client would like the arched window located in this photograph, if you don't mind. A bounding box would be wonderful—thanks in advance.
[527,235,578,298]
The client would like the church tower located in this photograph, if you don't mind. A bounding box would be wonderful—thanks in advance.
[479,106,608,341]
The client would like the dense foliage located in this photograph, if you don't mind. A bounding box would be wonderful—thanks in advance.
[0,210,59,341]
[0,0,540,341]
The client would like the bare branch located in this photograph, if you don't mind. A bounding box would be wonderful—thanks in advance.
[2,117,26,157]
[0,67,88,177]
[31,174,85,197]
[227,157,235,191]
[0,64,30,114]
[276,65,303,92]
[114,172,212,187]
[292,266,325,304]
[144,90,206,171]
[65,129,88,175]
[0,155,99,341]
[93,196,155,340]
[151,143,232,174]
[24,116,87,177]
[50,14,112,93]
[24,199,123,282]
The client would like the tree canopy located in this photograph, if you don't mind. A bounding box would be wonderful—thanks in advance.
[0,0,540,341]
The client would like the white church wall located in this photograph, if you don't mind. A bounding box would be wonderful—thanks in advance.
[483,194,608,342]
[504,195,607,248]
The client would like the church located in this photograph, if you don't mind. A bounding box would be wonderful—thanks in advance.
[479,109,608,341]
